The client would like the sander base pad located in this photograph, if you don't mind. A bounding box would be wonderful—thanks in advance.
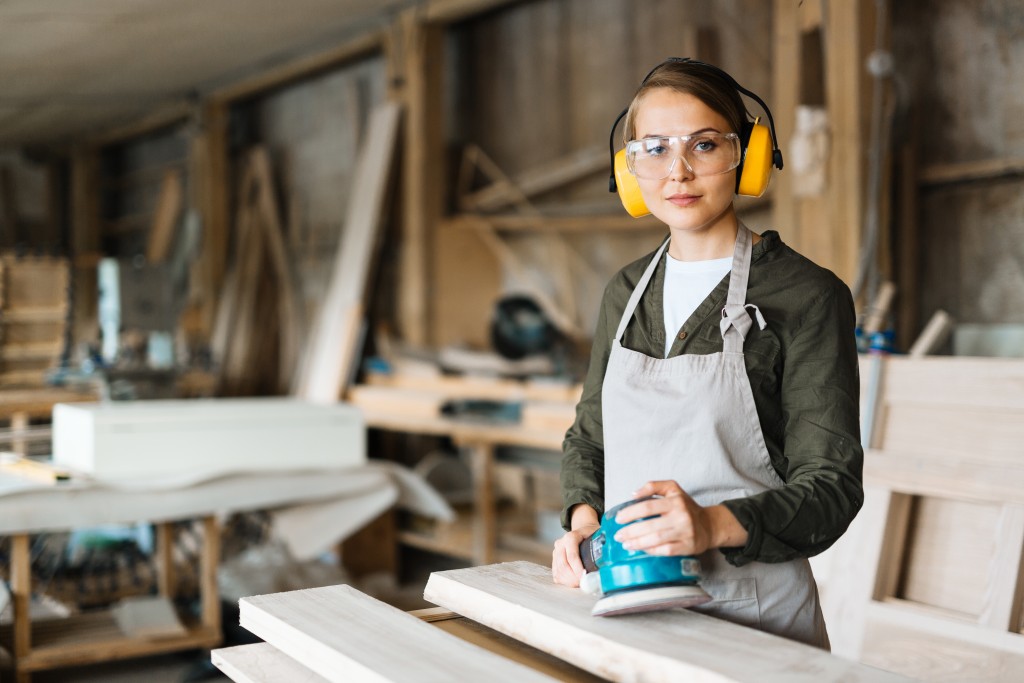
[592,584,712,617]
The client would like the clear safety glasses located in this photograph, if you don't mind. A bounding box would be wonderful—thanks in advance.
[625,133,742,180]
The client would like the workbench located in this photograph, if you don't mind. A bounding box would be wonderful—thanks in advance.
[359,405,568,566]
[0,386,100,455]
[0,465,394,682]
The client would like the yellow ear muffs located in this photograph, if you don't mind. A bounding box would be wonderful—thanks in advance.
[736,118,774,197]
[614,148,650,218]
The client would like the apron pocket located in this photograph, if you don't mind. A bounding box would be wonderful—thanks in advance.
[692,577,761,630]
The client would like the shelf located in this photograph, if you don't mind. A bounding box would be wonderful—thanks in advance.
[0,610,220,672]
[398,507,549,564]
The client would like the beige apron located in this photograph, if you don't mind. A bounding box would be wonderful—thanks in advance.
[602,224,829,649]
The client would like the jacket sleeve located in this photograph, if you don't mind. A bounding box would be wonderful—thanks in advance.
[720,281,864,565]
[559,281,619,530]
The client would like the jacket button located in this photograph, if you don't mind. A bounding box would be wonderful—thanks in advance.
[678,331,688,340]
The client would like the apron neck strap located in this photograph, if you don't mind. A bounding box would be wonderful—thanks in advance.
[613,237,670,343]
[721,223,762,353]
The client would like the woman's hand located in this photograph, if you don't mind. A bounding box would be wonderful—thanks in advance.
[552,523,600,587]
[613,480,748,555]
[552,503,601,587]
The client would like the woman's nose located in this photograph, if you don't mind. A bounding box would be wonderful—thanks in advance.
[667,155,694,182]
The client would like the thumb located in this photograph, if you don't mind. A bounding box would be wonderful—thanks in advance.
[635,479,685,498]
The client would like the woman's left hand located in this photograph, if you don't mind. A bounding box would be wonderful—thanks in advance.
[612,480,746,555]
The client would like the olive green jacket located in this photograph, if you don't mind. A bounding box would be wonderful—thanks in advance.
[560,230,864,567]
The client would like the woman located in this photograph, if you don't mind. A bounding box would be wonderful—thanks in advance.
[552,58,863,650]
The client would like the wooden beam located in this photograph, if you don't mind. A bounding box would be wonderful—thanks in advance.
[864,449,1024,506]
[209,31,384,104]
[771,0,800,246]
[422,0,526,24]
[424,561,910,682]
[239,584,558,682]
[193,100,231,337]
[459,146,607,213]
[825,0,868,285]
[918,157,1024,188]
[393,11,445,346]
[87,101,192,148]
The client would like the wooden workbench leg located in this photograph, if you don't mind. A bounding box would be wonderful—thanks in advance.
[468,443,497,565]
[11,411,28,456]
[199,516,222,641]
[155,522,175,597]
[11,533,32,682]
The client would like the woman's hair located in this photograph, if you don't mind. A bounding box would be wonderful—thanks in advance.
[622,60,749,144]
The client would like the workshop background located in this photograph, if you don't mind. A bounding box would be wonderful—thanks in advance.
[1,0,1023,681]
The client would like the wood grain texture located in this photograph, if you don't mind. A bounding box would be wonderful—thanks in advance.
[213,643,329,683]
[424,561,909,683]
[239,583,557,683]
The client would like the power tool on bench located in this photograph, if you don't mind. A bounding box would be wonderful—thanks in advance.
[578,496,713,617]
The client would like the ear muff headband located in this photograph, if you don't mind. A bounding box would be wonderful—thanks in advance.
[608,58,784,215]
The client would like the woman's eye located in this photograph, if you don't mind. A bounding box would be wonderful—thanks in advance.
[693,138,717,153]
[643,140,670,156]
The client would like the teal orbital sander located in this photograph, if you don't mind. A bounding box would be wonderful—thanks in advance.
[578,497,712,617]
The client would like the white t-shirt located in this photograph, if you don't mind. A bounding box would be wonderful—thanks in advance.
[663,253,733,357]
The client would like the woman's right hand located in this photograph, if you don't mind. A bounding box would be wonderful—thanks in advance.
[551,523,600,587]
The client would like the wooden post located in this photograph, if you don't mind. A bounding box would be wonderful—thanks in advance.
[155,522,176,597]
[340,510,398,579]
[200,516,222,639]
[194,101,231,338]
[11,533,32,681]
[465,441,497,564]
[70,145,102,349]
[392,11,445,347]
[11,411,28,456]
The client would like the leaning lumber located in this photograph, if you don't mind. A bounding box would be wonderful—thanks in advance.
[294,102,401,403]
[423,561,909,683]
[239,583,557,683]
[213,643,328,683]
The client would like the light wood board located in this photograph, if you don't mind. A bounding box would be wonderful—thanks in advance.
[423,561,909,683]
[239,583,557,683]
[294,102,400,403]
[213,643,329,683]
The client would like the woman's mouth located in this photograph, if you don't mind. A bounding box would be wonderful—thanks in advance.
[667,193,700,207]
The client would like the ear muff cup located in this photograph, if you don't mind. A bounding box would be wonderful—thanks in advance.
[614,148,650,218]
[736,120,773,198]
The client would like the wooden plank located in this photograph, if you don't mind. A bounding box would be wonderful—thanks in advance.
[424,561,910,682]
[200,517,222,642]
[214,643,329,683]
[980,505,1024,631]
[908,310,953,357]
[294,102,401,402]
[862,601,1024,682]
[146,169,183,264]
[866,356,1024,409]
[459,146,607,213]
[239,584,558,683]
[865,449,1024,506]
[11,534,31,662]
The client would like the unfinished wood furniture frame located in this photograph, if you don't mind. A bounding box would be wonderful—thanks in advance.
[817,356,1024,681]
[0,466,393,682]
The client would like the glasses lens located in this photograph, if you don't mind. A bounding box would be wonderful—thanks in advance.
[626,134,741,180]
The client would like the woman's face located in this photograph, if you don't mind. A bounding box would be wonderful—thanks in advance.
[632,88,737,235]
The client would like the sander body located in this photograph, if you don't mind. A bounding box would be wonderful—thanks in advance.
[579,497,713,617]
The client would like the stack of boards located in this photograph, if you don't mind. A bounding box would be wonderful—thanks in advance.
[212,561,909,683]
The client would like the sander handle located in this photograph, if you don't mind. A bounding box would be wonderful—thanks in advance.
[578,532,602,574]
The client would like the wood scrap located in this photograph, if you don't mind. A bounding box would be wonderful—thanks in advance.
[239,584,558,682]
[423,561,909,682]
[294,102,401,403]
[908,309,954,357]
[146,169,183,264]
